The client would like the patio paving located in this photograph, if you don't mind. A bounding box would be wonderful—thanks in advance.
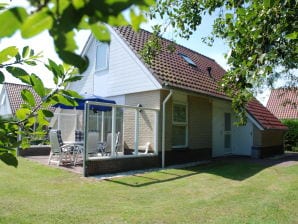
[24,155,83,174]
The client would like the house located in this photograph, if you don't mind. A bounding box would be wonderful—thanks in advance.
[266,88,298,120]
[0,82,45,118]
[66,26,287,175]
[0,82,55,153]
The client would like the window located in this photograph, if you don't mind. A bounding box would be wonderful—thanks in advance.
[178,53,197,67]
[96,42,109,71]
[172,103,188,148]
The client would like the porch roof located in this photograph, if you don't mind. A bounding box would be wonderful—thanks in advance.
[54,94,115,111]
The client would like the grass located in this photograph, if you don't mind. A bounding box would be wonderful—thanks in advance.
[0,158,298,224]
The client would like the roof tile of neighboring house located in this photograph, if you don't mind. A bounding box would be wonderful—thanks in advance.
[247,99,288,130]
[3,82,54,115]
[266,88,298,119]
[115,26,286,130]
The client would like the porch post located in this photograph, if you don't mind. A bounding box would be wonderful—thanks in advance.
[134,109,139,155]
[154,111,159,155]
[101,111,104,142]
[83,102,89,177]
[111,106,116,156]
[162,90,173,168]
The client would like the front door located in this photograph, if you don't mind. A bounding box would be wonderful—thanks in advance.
[212,103,232,157]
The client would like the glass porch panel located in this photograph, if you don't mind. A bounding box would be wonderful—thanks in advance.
[57,113,77,142]
[122,107,137,155]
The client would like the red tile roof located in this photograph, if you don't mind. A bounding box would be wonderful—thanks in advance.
[247,99,288,130]
[3,82,54,115]
[266,88,298,119]
[115,26,228,99]
[115,26,286,130]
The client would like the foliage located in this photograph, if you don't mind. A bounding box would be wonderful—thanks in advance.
[282,119,298,151]
[151,0,298,124]
[0,45,83,167]
[0,0,155,167]
[0,0,154,72]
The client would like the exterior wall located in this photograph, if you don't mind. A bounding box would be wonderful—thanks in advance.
[86,156,160,176]
[19,146,50,156]
[160,90,173,152]
[188,95,212,149]
[253,128,284,147]
[69,29,161,97]
[123,90,161,151]
[0,91,12,118]
[252,127,285,158]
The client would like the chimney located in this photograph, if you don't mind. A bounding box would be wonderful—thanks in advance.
[207,67,212,77]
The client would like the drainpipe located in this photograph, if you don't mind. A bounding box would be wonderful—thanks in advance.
[162,89,173,168]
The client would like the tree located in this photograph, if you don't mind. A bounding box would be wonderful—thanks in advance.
[0,0,153,166]
[151,0,298,123]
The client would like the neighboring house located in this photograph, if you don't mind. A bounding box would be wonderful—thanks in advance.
[67,26,287,173]
[0,82,45,118]
[266,88,298,120]
[0,82,54,129]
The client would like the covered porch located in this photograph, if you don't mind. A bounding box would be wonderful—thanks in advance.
[50,98,160,176]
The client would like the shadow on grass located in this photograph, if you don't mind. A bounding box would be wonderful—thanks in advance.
[106,153,298,187]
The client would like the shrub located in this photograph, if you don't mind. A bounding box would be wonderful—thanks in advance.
[282,119,298,151]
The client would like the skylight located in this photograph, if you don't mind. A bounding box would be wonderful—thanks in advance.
[178,53,197,67]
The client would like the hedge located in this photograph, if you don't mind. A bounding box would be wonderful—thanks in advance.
[282,119,298,151]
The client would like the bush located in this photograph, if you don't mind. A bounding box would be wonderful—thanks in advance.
[282,119,298,151]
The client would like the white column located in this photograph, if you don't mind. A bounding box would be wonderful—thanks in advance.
[134,109,139,155]
[111,107,116,156]
[101,111,104,142]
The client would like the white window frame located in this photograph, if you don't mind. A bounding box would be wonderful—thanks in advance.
[172,101,188,148]
[95,41,109,72]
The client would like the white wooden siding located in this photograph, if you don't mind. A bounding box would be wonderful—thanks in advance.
[69,28,162,97]
[0,90,12,117]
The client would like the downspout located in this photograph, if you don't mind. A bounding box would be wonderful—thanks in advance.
[162,89,173,168]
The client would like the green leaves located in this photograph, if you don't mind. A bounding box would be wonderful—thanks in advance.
[129,9,146,31]
[6,66,31,84]
[90,23,111,42]
[15,108,31,121]
[30,74,46,98]
[263,0,274,8]
[21,9,53,38]
[21,89,36,107]
[0,46,18,64]
[0,71,4,84]
[0,7,27,37]
[0,150,18,167]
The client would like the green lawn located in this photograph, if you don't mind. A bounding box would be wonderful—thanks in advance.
[0,158,297,224]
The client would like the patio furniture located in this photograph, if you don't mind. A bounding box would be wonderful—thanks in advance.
[86,132,101,157]
[75,130,84,142]
[100,132,121,156]
[139,142,151,154]
[73,130,84,165]
[48,130,74,166]
[132,142,151,155]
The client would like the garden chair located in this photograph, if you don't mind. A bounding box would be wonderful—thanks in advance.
[73,130,84,165]
[132,142,151,155]
[100,132,120,156]
[48,130,73,166]
[86,132,101,158]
